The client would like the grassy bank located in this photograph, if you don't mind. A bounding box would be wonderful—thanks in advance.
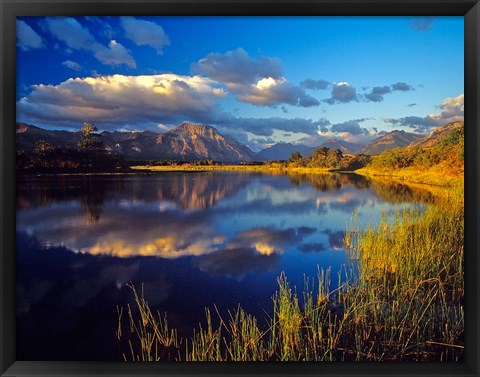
[356,124,464,188]
[130,164,333,174]
[131,162,462,188]
[117,185,464,361]
[355,165,463,187]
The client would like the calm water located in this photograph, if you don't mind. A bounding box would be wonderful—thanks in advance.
[16,172,433,360]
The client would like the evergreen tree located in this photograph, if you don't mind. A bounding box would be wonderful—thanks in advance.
[77,122,103,151]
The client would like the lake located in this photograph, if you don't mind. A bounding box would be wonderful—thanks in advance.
[16,171,433,360]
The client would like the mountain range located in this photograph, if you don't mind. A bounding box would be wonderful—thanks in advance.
[357,130,423,155]
[16,121,462,163]
[255,139,364,161]
[17,122,255,163]
[315,139,364,154]
[407,121,464,149]
[256,143,316,161]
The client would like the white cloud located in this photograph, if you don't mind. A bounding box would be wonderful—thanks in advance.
[255,77,279,90]
[93,40,136,68]
[234,77,320,107]
[433,93,464,120]
[120,17,170,54]
[192,47,283,85]
[45,17,136,68]
[17,71,327,145]
[192,48,318,108]
[210,115,328,143]
[385,93,464,132]
[45,17,95,49]
[17,20,44,50]
[17,73,227,128]
[62,60,82,71]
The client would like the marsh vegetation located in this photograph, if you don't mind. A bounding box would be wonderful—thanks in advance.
[118,185,464,361]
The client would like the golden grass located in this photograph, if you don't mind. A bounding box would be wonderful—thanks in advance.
[356,157,463,188]
[130,164,332,174]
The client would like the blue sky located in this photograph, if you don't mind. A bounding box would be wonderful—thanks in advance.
[16,16,464,151]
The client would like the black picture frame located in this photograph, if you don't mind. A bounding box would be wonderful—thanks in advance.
[1,1,479,376]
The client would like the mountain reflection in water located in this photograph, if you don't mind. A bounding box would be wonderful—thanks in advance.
[16,172,433,360]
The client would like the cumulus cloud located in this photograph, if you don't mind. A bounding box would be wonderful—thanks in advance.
[364,85,391,102]
[17,20,44,51]
[235,77,320,107]
[364,82,414,102]
[324,82,358,104]
[17,73,226,129]
[435,93,464,118]
[386,116,437,131]
[193,48,318,108]
[211,116,331,151]
[228,116,330,151]
[386,93,463,132]
[120,17,170,54]
[45,17,136,68]
[62,60,82,71]
[94,39,135,67]
[409,17,435,32]
[192,47,282,84]
[391,82,414,91]
[219,116,328,137]
[16,71,329,144]
[216,118,328,151]
[300,78,330,90]
[331,120,369,135]
[317,118,332,131]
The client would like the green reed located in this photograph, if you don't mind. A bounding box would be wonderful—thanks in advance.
[118,189,464,361]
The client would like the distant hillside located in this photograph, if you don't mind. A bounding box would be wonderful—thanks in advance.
[319,138,364,154]
[16,122,80,151]
[16,122,255,163]
[358,130,422,155]
[256,143,315,161]
[407,121,464,149]
[358,121,464,186]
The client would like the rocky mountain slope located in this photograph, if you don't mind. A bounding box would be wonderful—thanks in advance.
[357,130,422,155]
[256,143,315,161]
[16,122,255,163]
[407,121,464,149]
[318,138,364,154]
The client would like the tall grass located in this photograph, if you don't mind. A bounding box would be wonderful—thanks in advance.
[116,283,180,361]
[340,192,464,360]
[117,189,464,361]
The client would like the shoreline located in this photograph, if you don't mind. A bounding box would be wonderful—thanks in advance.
[130,164,334,174]
[17,164,464,190]
[355,167,463,188]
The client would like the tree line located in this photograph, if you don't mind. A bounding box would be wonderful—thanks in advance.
[17,122,126,172]
[285,147,372,170]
